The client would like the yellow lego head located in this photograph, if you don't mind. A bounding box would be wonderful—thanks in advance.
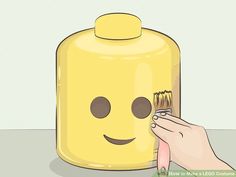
[56,13,180,170]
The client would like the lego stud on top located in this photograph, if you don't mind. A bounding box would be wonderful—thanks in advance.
[95,13,142,40]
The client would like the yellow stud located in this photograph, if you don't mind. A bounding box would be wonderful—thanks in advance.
[95,13,142,40]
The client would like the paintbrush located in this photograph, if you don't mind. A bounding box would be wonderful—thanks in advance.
[153,90,172,177]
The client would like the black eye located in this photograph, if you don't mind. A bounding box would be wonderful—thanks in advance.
[90,96,111,118]
[131,97,152,119]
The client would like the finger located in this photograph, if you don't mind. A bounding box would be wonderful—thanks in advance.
[151,123,173,143]
[154,112,191,128]
[152,116,189,132]
[157,140,170,173]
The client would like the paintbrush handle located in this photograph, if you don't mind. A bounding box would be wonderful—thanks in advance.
[157,139,170,176]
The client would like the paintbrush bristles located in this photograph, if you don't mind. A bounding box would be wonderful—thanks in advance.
[153,90,172,111]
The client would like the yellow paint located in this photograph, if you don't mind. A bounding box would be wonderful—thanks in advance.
[95,13,141,39]
[56,13,180,170]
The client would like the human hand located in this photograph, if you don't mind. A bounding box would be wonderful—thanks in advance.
[151,113,234,171]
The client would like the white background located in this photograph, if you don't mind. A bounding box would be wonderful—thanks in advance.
[0,0,236,129]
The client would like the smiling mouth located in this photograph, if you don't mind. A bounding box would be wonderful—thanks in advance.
[103,134,135,145]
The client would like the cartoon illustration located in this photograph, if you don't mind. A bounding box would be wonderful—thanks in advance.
[56,13,234,176]
[56,13,180,171]
[152,91,234,176]
[2,1,236,177]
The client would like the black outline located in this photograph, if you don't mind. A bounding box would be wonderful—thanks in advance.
[144,27,181,56]
[179,131,184,138]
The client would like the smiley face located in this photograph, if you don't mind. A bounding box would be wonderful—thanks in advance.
[56,22,180,170]
[90,96,152,145]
